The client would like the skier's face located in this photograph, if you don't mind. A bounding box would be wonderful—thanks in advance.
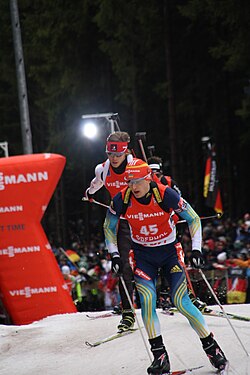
[107,152,126,168]
[129,178,151,198]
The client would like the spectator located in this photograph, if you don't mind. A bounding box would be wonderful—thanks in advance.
[61,265,76,296]
[228,249,250,302]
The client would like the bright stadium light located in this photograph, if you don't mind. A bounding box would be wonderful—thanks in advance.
[81,113,120,138]
[81,121,98,139]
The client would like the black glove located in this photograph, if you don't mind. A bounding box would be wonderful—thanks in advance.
[190,250,205,268]
[111,253,123,276]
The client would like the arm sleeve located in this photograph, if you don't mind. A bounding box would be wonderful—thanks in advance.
[160,175,181,196]
[88,163,104,194]
[103,193,123,256]
[170,178,182,196]
[164,188,202,251]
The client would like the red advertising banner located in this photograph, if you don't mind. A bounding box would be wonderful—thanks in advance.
[0,153,77,325]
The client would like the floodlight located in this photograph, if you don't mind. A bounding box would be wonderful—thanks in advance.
[81,121,98,139]
[81,112,120,134]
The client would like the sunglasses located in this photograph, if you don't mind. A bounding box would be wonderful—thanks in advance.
[106,152,125,157]
[127,173,151,186]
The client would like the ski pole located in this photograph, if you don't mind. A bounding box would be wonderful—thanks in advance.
[147,145,155,157]
[82,197,222,223]
[184,266,197,297]
[120,275,153,361]
[82,197,126,220]
[198,269,249,357]
[177,212,222,224]
[82,196,109,209]
[135,132,148,162]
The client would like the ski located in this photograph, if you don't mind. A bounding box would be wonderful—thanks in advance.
[85,328,138,347]
[86,312,116,320]
[161,307,250,322]
[202,308,250,322]
[148,365,204,374]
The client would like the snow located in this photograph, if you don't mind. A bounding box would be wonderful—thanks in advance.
[0,304,250,375]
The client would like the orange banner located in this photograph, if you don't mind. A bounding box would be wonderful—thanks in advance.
[0,153,77,324]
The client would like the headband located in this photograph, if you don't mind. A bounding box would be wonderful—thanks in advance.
[106,141,128,153]
[148,163,161,171]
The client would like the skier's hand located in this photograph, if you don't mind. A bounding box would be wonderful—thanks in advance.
[84,188,94,202]
[111,254,123,276]
[190,250,205,268]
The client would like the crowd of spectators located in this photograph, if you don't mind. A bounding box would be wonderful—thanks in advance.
[53,212,250,312]
[51,220,120,312]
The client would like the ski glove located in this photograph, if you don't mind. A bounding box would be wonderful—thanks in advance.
[190,250,205,268]
[111,253,123,276]
[84,188,94,202]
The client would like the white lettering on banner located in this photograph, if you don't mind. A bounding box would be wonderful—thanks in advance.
[0,245,41,257]
[0,171,48,191]
[127,211,164,221]
[9,286,57,298]
[0,205,23,213]
[106,181,127,188]
[209,160,217,192]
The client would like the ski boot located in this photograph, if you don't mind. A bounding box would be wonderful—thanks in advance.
[191,297,207,312]
[158,291,173,311]
[201,333,228,371]
[113,304,122,315]
[117,309,135,332]
[189,292,207,312]
[147,335,170,375]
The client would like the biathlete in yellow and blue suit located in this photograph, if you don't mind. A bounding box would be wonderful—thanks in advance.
[104,158,227,375]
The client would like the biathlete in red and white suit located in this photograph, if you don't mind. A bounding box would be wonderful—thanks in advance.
[104,158,227,375]
[85,131,135,332]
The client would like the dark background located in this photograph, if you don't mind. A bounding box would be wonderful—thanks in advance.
[0,0,249,246]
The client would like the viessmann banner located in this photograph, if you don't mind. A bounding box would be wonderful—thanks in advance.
[0,153,77,324]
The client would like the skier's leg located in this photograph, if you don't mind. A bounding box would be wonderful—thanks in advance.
[132,246,170,374]
[117,219,135,331]
[134,275,160,338]
[175,242,207,311]
[166,243,228,371]
[170,270,210,337]
[134,274,170,374]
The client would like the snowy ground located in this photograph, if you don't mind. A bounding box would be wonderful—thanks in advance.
[0,304,250,375]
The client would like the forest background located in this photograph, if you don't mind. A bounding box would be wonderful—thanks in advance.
[0,0,249,247]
